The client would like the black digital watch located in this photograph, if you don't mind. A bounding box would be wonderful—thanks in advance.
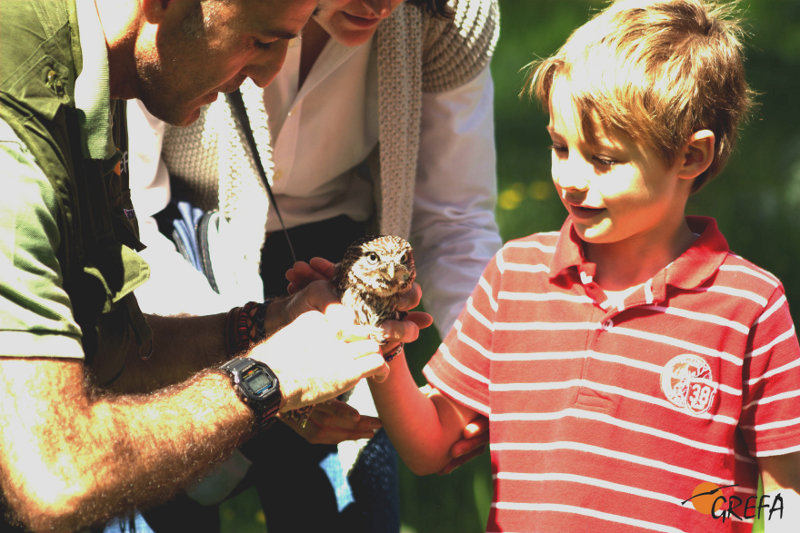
[219,357,281,432]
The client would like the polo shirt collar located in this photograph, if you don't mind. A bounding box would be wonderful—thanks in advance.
[74,0,115,160]
[668,216,730,288]
[549,217,589,284]
[549,215,730,299]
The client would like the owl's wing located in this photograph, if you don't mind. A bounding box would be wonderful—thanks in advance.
[332,261,346,294]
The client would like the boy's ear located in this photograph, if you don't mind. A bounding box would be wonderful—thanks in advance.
[677,129,715,180]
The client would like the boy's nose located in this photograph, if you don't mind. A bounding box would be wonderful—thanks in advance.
[553,164,590,192]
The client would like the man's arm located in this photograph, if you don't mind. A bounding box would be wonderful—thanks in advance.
[0,283,393,532]
[110,294,299,394]
[108,311,229,393]
[114,279,371,393]
[0,357,250,532]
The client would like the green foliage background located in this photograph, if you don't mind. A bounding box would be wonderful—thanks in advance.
[222,1,800,531]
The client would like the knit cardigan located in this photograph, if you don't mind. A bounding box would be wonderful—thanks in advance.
[160,0,500,303]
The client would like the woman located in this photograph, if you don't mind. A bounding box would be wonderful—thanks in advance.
[128,0,501,530]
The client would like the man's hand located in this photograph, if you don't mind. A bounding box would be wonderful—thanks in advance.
[439,415,489,475]
[286,258,434,355]
[250,301,389,411]
[280,400,382,445]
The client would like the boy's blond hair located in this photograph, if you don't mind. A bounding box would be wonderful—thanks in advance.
[526,0,753,190]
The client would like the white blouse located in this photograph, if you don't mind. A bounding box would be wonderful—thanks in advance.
[261,34,377,231]
[129,33,500,334]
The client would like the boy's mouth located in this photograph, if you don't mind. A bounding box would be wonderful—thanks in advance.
[567,204,606,220]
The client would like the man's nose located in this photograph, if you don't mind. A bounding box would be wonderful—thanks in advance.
[245,42,289,88]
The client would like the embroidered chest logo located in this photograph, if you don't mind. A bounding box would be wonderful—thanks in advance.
[660,354,717,415]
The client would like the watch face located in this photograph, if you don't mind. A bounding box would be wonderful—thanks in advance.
[241,366,276,398]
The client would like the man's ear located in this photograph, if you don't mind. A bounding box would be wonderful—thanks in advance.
[678,129,715,180]
[141,0,174,24]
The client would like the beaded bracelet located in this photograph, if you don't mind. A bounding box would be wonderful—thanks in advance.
[224,301,270,357]
[384,343,404,362]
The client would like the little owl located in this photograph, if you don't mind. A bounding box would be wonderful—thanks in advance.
[334,234,416,338]
[283,235,415,427]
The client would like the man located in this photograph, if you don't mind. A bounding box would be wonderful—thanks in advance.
[0,1,423,530]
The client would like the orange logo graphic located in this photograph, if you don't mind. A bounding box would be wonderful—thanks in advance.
[685,481,727,514]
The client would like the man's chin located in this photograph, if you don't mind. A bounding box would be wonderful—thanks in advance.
[163,91,222,125]
[168,97,212,126]
[173,107,202,127]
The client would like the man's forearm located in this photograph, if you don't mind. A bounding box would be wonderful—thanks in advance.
[0,283,393,531]
[116,299,292,394]
[0,358,252,532]
[111,312,229,393]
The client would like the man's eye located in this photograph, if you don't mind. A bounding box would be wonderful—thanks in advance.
[254,39,274,50]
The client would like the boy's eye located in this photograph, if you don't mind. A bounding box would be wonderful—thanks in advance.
[592,155,617,167]
[549,143,568,155]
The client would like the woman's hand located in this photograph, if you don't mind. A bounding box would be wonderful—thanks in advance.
[286,257,336,294]
[280,400,382,445]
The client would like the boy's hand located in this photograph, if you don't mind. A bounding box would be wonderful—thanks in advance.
[281,399,382,445]
[377,282,433,354]
[439,416,490,474]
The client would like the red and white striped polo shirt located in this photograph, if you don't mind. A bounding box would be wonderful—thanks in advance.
[424,216,800,533]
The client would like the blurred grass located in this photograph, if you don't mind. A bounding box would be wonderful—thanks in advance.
[221,1,800,531]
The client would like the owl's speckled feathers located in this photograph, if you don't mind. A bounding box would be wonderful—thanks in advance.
[334,235,416,333]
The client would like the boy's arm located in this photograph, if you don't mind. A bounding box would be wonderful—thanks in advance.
[759,452,800,493]
[368,350,481,475]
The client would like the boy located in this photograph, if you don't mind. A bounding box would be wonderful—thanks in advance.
[366,0,800,531]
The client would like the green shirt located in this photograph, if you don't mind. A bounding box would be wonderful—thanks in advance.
[0,119,84,358]
[0,0,149,361]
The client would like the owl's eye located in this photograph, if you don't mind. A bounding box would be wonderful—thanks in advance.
[367,252,380,263]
